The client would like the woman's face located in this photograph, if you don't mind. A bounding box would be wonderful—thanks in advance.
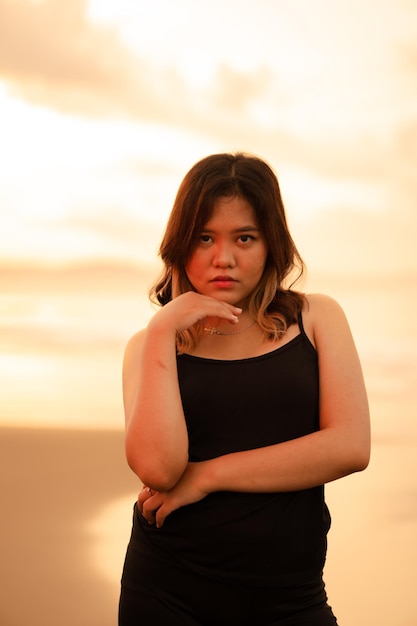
[185,195,268,307]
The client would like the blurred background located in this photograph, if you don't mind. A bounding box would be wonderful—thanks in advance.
[0,1,416,625]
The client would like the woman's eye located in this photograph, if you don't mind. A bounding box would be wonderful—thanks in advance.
[239,235,254,243]
[200,235,212,243]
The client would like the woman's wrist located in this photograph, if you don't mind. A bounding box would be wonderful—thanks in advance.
[197,457,222,495]
[146,314,178,339]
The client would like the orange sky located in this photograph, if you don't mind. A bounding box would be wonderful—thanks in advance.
[0,0,416,275]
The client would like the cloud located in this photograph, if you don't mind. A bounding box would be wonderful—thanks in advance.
[0,1,304,178]
[0,0,274,125]
[1,0,416,215]
[0,1,113,81]
[0,0,186,120]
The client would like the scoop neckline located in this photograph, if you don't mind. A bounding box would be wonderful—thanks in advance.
[177,332,316,364]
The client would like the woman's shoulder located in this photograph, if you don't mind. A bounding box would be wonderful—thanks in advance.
[303,292,345,312]
[301,293,350,346]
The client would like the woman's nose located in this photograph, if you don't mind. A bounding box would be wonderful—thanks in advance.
[213,243,235,267]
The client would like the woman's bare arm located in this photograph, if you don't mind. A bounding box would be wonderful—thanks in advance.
[203,294,370,492]
[123,292,242,490]
[140,294,370,526]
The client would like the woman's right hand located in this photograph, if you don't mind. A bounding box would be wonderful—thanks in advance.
[148,291,242,335]
[123,292,241,490]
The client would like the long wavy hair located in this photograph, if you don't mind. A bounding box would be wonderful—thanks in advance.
[150,152,306,351]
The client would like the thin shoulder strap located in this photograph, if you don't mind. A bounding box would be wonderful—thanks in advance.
[297,310,306,337]
[297,308,316,352]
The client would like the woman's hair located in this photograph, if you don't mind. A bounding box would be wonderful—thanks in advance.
[150,152,306,351]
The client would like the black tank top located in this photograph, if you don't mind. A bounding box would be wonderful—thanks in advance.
[135,314,331,587]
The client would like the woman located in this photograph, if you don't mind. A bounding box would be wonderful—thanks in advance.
[119,152,370,625]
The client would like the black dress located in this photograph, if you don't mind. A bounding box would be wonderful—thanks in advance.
[119,315,338,625]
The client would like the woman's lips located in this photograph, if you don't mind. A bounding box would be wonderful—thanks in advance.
[210,276,237,287]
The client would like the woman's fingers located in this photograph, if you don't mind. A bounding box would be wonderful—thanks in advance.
[152,292,243,336]
[137,485,177,528]
[167,292,242,332]
[138,486,158,523]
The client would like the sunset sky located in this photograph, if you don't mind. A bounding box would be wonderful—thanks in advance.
[1,0,416,276]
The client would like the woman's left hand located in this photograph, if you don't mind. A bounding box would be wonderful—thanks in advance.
[137,461,210,528]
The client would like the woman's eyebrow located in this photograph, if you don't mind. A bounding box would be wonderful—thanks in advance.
[201,225,260,233]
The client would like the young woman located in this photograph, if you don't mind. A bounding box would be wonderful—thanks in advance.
[119,152,370,625]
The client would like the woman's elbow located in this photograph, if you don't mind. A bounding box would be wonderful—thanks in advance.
[344,438,371,475]
[126,447,187,491]
[354,445,371,472]
[124,425,189,490]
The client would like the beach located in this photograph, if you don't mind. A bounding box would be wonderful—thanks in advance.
[0,427,139,626]
[1,426,417,626]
